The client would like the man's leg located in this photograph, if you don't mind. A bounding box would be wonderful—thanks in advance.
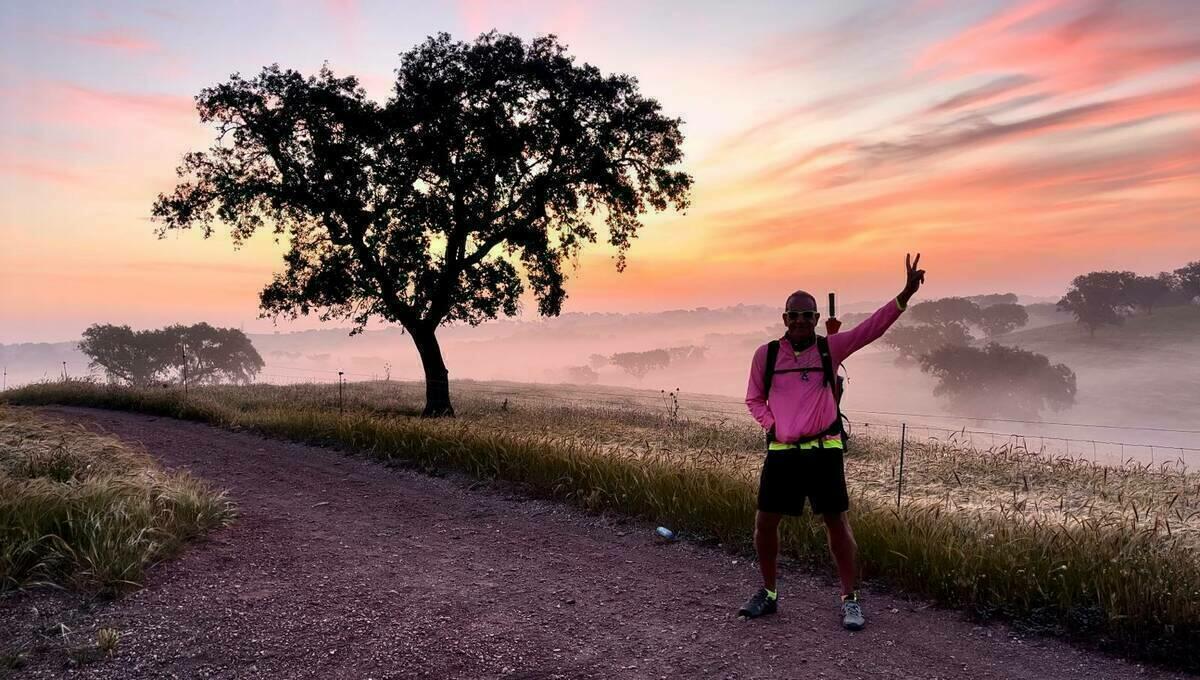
[739,510,784,618]
[754,510,783,590]
[822,511,857,597]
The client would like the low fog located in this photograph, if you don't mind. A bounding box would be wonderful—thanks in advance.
[4,296,1198,465]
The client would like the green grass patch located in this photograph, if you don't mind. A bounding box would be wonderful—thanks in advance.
[0,404,235,595]
[4,380,1199,670]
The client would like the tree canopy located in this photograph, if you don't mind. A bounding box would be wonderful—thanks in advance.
[964,292,1018,308]
[919,343,1076,419]
[79,323,263,386]
[1057,271,1136,336]
[882,322,972,362]
[1126,274,1173,315]
[78,325,170,387]
[152,32,691,416]
[610,349,670,380]
[976,303,1029,337]
[908,297,982,327]
[1175,261,1200,300]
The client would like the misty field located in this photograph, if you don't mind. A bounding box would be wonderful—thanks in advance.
[5,379,1199,669]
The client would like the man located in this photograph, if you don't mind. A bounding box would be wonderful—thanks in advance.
[739,253,926,630]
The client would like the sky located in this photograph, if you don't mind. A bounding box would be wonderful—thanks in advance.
[1,0,1198,343]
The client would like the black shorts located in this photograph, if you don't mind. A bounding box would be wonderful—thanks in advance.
[757,447,850,516]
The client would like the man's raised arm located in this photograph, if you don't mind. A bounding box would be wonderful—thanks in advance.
[828,253,926,364]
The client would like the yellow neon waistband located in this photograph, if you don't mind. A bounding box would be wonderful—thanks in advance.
[768,436,844,451]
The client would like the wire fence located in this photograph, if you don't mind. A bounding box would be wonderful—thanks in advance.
[246,364,1200,466]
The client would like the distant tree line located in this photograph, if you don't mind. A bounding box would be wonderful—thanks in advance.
[564,345,707,383]
[79,323,264,387]
[1058,260,1199,336]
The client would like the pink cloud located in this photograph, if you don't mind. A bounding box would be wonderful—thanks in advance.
[144,7,186,22]
[915,0,1200,92]
[5,80,196,130]
[0,158,88,186]
[705,126,1200,260]
[459,0,497,36]
[323,0,361,50]
[55,30,159,52]
[456,0,590,39]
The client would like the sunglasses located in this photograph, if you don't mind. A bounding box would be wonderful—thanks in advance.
[784,310,820,322]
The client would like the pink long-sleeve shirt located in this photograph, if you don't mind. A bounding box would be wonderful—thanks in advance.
[746,299,905,444]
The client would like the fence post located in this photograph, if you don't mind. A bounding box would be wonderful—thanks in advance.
[897,422,907,509]
[338,371,345,414]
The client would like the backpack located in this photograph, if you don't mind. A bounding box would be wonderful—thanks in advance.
[762,335,848,447]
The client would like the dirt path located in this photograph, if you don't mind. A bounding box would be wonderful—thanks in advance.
[1,407,1186,679]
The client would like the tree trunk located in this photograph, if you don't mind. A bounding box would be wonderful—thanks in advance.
[409,324,455,417]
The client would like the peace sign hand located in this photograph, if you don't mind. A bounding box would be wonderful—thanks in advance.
[900,252,926,306]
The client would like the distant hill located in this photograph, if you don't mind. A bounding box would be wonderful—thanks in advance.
[0,341,85,387]
[1000,305,1200,358]
[988,305,1200,429]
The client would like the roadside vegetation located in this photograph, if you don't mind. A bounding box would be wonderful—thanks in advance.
[0,406,235,595]
[4,379,1197,669]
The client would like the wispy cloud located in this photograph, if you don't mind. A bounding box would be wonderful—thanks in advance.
[456,0,590,39]
[4,80,195,130]
[323,0,361,51]
[0,158,87,186]
[853,81,1200,172]
[54,29,159,52]
[925,75,1039,114]
[915,0,1200,91]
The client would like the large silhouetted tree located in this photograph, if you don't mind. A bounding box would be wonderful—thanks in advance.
[152,33,692,416]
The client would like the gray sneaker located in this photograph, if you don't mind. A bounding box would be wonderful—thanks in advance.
[841,596,865,631]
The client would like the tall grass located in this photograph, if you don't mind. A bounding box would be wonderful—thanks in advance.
[0,405,235,594]
[4,380,1198,669]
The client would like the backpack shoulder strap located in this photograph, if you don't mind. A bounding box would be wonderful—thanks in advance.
[816,335,848,441]
[816,335,835,388]
[763,340,780,396]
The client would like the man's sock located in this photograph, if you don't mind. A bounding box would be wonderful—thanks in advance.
[765,588,777,601]
[841,591,858,603]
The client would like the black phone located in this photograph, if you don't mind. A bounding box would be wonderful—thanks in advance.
[828,292,836,319]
